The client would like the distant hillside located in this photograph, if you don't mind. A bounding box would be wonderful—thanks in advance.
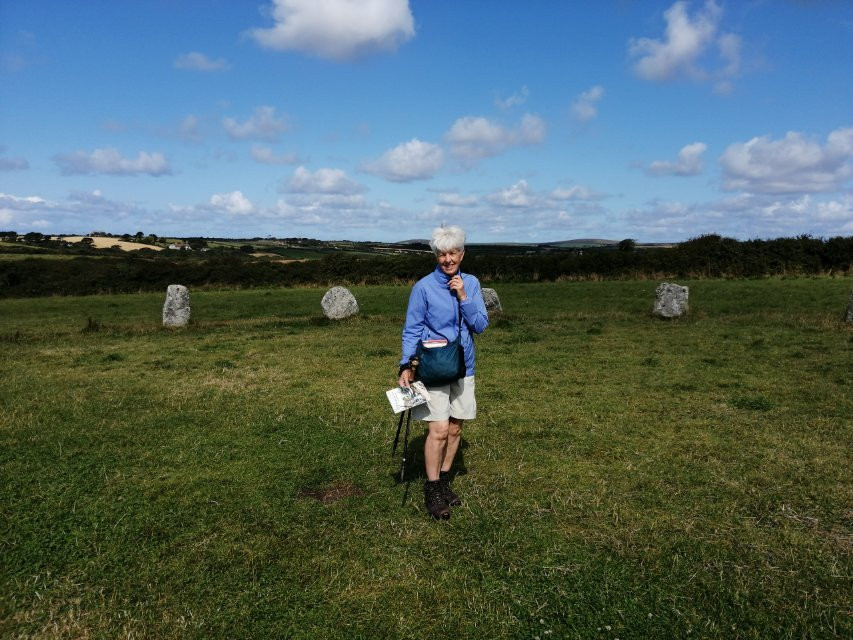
[543,239,619,248]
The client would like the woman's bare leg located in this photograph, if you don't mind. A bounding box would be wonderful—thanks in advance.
[424,420,449,481]
[441,418,463,473]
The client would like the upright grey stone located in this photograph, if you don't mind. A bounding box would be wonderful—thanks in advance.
[321,286,359,319]
[481,287,502,313]
[653,282,689,318]
[163,284,191,327]
[846,288,853,323]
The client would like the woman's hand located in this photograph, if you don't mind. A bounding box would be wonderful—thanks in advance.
[449,275,467,301]
[398,367,414,388]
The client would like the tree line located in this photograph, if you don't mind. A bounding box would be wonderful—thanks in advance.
[0,234,850,298]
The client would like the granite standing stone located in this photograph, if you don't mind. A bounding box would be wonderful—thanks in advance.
[653,282,689,318]
[163,284,191,327]
[481,287,502,313]
[846,288,853,323]
[321,286,359,319]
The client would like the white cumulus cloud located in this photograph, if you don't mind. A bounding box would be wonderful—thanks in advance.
[571,85,604,122]
[54,148,171,176]
[174,52,231,72]
[223,106,290,141]
[427,179,610,239]
[495,85,529,111]
[446,113,546,165]
[720,127,853,194]
[549,185,606,201]
[486,180,536,208]
[437,192,479,207]
[287,166,364,195]
[251,145,300,165]
[628,0,742,91]
[210,191,255,215]
[815,195,853,223]
[0,193,52,210]
[446,117,504,160]
[363,138,443,182]
[646,142,708,176]
[248,0,415,61]
[626,191,853,240]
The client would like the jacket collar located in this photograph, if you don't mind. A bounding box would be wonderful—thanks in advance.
[431,264,458,285]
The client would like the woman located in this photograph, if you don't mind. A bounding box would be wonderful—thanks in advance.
[398,225,489,520]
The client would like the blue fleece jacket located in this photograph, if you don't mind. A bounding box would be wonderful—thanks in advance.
[401,266,489,376]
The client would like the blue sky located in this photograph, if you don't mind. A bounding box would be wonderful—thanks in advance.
[1,0,851,243]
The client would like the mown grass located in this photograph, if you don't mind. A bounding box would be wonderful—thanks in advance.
[1,278,851,639]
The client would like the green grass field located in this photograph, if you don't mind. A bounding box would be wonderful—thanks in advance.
[1,278,851,639]
[0,242,54,257]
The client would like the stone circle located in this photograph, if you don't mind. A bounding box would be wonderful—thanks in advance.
[321,286,359,319]
[163,284,191,327]
[481,287,502,312]
[653,282,689,318]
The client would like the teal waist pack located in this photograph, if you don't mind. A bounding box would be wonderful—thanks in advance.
[415,334,464,386]
[415,299,465,386]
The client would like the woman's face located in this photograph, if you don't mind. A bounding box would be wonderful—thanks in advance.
[436,248,464,276]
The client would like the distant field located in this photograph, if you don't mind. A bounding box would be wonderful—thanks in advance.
[0,253,84,261]
[0,240,112,260]
[260,248,330,260]
[203,240,329,260]
[1,278,850,639]
[60,236,163,251]
[0,241,47,253]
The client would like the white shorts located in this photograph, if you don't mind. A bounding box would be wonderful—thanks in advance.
[413,375,476,422]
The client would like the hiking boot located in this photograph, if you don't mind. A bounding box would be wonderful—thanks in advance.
[424,480,450,520]
[439,470,461,507]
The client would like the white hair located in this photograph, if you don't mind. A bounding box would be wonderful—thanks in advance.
[430,225,466,254]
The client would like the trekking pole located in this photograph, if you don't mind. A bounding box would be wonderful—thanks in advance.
[400,408,412,505]
[399,408,412,483]
[392,408,406,457]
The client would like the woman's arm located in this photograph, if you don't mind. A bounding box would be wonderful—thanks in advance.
[401,283,426,365]
[460,276,489,334]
